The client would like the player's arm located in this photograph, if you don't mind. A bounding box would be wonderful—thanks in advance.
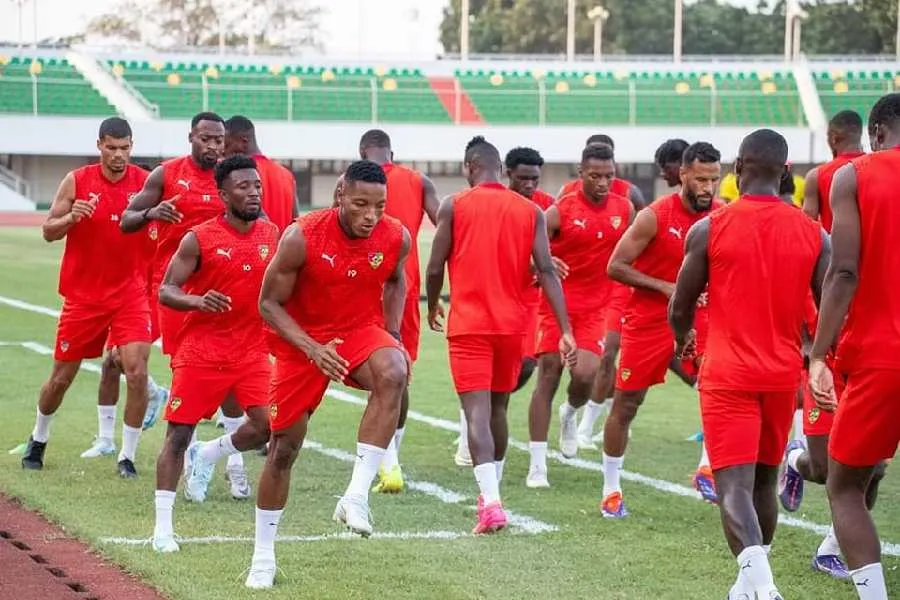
[425,196,453,330]
[422,174,440,226]
[545,204,562,238]
[383,228,411,337]
[628,183,647,210]
[608,208,673,297]
[121,166,181,232]
[811,164,859,361]
[158,232,230,312]
[532,207,571,334]
[802,167,820,220]
[811,228,832,307]
[42,172,93,242]
[668,217,710,348]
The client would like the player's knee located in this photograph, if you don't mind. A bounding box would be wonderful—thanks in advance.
[611,394,641,422]
[46,366,77,394]
[569,362,597,388]
[270,438,301,471]
[121,361,148,389]
[167,427,194,455]
[374,357,407,395]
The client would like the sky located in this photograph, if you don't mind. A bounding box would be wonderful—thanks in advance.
[0,0,770,58]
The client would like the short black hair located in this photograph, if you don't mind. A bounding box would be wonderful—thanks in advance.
[868,93,900,136]
[98,117,132,139]
[464,135,501,166]
[215,154,257,189]
[586,134,614,149]
[360,129,391,150]
[829,110,862,135]
[191,111,225,129]
[582,143,615,163]
[654,138,689,168]
[682,142,721,165]
[344,159,387,186]
[505,146,544,170]
[224,115,255,135]
[738,129,789,177]
[779,163,795,196]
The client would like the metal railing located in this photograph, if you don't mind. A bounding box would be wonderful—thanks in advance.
[0,163,31,199]
[98,60,161,117]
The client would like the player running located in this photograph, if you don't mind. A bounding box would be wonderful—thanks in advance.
[670,128,828,600]
[246,160,410,589]
[527,143,633,488]
[151,155,278,553]
[601,142,722,516]
[21,118,153,478]
[809,93,900,600]
[426,136,576,533]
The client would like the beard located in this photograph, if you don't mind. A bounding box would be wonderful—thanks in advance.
[232,207,261,222]
[686,188,713,212]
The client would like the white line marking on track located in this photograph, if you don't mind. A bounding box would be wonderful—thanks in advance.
[4,295,900,555]
[99,530,470,546]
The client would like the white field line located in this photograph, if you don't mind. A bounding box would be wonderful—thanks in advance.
[99,530,469,546]
[3,292,899,555]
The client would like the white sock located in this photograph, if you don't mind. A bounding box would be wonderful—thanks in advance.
[219,416,245,469]
[98,405,116,440]
[393,427,406,454]
[198,434,238,464]
[251,507,283,567]
[345,443,385,499]
[850,563,887,599]
[381,438,400,471]
[560,401,577,420]
[787,446,805,472]
[529,441,548,472]
[577,400,607,436]
[458,409,468,448]
[698,442,710,469]
[817,524,841,557]
[495,458,506,484]
[153,490,176,539]
[32,408,53,443]
[602,453,624,497]
[792,408,805,441]
[473,462,500,505]
[118,424,141,462]
[737,545,778,597]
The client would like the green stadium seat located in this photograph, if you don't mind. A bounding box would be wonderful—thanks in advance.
[0,56,115,116]
[813,69,897,121]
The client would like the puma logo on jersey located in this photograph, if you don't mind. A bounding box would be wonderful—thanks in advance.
[322,253,337,267]
[216,248,233,260]
[668,226,683,240]
[573,219,587,229]
[88,192,102,203]
[110,214,120,222]
[176,179,191,190]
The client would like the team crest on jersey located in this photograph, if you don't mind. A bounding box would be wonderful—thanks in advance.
[169,397,182,412]
[610,216,622,230]
[808,407,820,424]
[621,368,631,381]
[149,226,158,241]
[259,244,270,261]
[270,404,278,419]
[59,341,69,353]
[368,251,384,269]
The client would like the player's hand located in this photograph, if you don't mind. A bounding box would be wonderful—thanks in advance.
[311,338,349,382]
[551,256,570,279]
[197,290,231,313]
[70,198,97,222]
[428,303,445,332]
[559,332,578,368]
[808,358,838,412]
[149,196,183,224]
[675,329,697,361]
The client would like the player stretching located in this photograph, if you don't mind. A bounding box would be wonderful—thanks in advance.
[527,143,633,488]
[602,142,722,516]
[426,136,576,532]
[151,156,277,553]
[454,146,556,468]
[671,128,828,600]
[246,161,409,589]
[22,118,152,478]
[809,93,900,600]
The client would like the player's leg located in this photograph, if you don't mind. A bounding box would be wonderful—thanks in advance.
[141,281,169,431]
[513,357,537,392]
[115,341,150,478]
[599,387,646,517]
[780,434,827,510]
[22,360,83,470]
[82,349,120,459]
[558,349,602,458]
[578,331,619,448]
[152,420,195,552]
[217,392,249,492]
[488,334,525,495]
[527,353,563,488]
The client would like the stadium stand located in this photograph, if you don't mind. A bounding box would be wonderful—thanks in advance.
[0,55,115,116]
[813,68,900,121]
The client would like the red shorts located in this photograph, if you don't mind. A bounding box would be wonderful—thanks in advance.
[535,311,605,357]
[166,360,271,425]
[148,281,160,343]
[54,296,152,361]
[616,321,674,391]
[604,286,630,335]
[400,291,420,363]
[522,305,540,360]
[448,334,524,394]
[829,369,900,467]
[157,302,186,357]
[269,326,405,432]
[700,388,796,471]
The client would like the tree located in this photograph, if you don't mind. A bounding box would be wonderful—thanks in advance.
[84,0,322,52]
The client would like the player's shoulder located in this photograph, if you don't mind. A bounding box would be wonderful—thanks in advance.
[532,189,555,210]
[71,162,99,180]
[297,207,336,230]
[160,155,186,169]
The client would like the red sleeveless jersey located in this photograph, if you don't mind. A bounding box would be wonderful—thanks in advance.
[541,189,631,314]
[59,164,148,305]
[447,182,537,337]
[270,208,404,358]
[530,189,555,211]
[153,156,222,284]
[172,216,279,368]
[817,151,865,233]
[701,197,822,391]
[253,154,296,233]
[836,150,900,372]
[558,178,631,201]
[627,193,721,321]
[382,163,425,296]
